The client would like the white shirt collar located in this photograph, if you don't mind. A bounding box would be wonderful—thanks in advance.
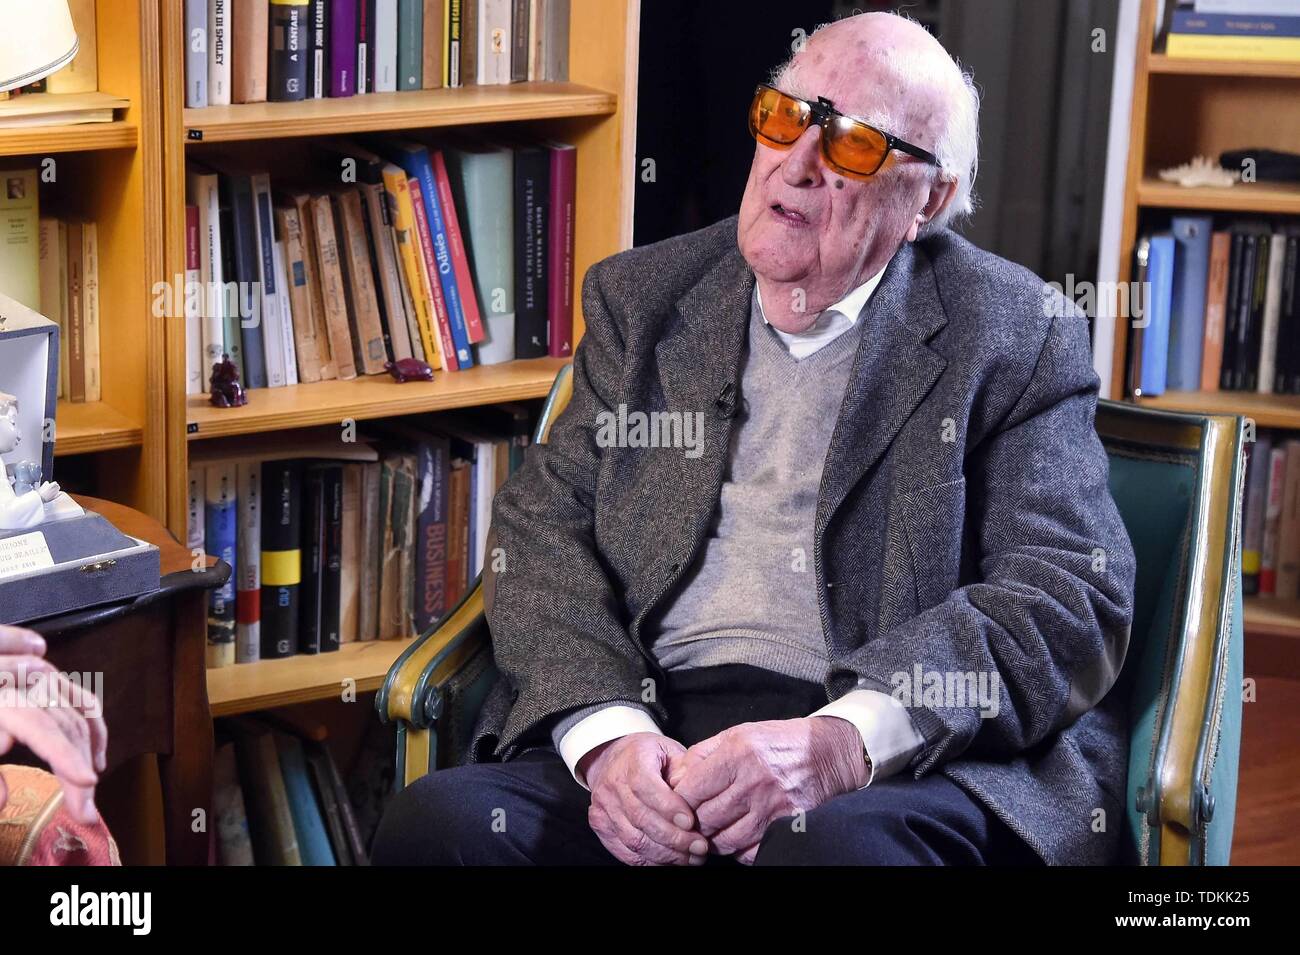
[754,268,886,360]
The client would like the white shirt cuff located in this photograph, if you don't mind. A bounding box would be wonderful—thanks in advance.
[812,688,926,786]
[557,705,664,789]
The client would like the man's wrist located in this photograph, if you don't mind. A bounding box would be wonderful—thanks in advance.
[810,715,871,792]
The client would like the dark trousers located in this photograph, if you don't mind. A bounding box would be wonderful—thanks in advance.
[372,665,1042,866]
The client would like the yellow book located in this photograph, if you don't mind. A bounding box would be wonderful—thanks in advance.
[1166,33,1300,62]
[381,165,444,371]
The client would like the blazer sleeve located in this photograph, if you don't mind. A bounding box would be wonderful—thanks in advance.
[841,310,1136,773]
[483,262,662,757]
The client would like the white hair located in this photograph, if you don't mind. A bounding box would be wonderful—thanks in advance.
[770,13,981,236]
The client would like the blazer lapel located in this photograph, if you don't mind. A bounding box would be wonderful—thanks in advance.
[816,242,949,536]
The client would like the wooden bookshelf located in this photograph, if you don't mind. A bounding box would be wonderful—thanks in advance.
[1136,177,1300,215]
[207,636,417,717]
[1244,596,1300,640]
[157,0,641,715]
[54,399,144,455]
[1138,390,1300,429]
[0,121,138,158]
[1147,53,1300,80]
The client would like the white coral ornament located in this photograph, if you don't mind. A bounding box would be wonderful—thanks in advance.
[1157,156,1238,188]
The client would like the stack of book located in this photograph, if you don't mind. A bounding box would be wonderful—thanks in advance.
[0,168,102,403]
[183,0,570,107]
[191,406,531,668]
[1241,429,1300,600]
[1126,216,1298,397]
[184,136,575,395]
[1166,1,1300,62]
[213,724,368,865]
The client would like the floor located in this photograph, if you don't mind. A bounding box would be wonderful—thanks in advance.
[1231,676,1300,865]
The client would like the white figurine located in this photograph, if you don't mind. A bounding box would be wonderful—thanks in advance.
[0,391,65,531]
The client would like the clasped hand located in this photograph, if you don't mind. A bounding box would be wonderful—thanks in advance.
[581,716,867,866]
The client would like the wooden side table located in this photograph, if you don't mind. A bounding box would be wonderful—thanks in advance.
[19,495,228,866]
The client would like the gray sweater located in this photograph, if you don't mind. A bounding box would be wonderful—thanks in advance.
[553,296,866,745]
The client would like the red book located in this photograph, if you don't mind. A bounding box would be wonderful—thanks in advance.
[547,142,577,357]
[407,177,460,371]
[430,149,485,344]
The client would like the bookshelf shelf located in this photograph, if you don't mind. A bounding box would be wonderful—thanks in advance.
[0,121,138,158]
[1148,54,1300,80]
[182,82,617,144]
[207,636,417,716]
[1136,177,1300,215]
[1137,390,1300,428]
[1244,596,1300,640]
[185,356,570,440]
[55,400,144,456]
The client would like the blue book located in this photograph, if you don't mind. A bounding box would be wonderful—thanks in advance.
[1142,233,1176,397]
[378,139,475,368]
[204,463,238,667]
[1168,216,1214,391]
[275,733,336,866]
[1172,10,1300,37]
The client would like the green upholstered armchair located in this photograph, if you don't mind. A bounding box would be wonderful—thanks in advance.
[377,369,1246,866]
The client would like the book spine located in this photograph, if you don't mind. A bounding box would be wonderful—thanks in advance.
[276,205,324,384]
[273,233,300,385]
[269,0,311,101]
[416,435,450,630]
[82,223,101,402]
[513,147,548,358]
[357,0,373,94]
[205,463,238,668]
[232,0,270,103]
[224,174,268,388]
[187,468,206,555]
[1221,232,1245,390]
[309,194,359,378]
[528,0,543,81]
[252,175,288,387]
[547,144,575,357]
[1242,437,1273,596]
[1166,33,1300,60]
[362,182,414,361]
[65,221,85,403]
[300,466,325,654]
[275,734,336,865]
[1277,440,1300,599]
[336,190,389,373]
[1261,445,1288,595]
[384,167,442,367]
[1140,233,1173,396]
[55,222,70,401]
[210,0,232,105]
[329,0,358,96]
[543,0,568,80]
[481,0,512,85]
[261,460,303,659]
[191,172,228,377]
[1167,215,1212,392]
[186,0,210,108]
[452,150,514,364]
[1171,11,1300,38]
[421,0,443,88]
[461,0,478,85]
[292,193,339,379]
[1259,234,1288,395]
[38,218,63,399]
[340,463,362,642]
[213,742,255,866]
[185,206,204,395]
[1200,231,1231,392]
[359,461,381,639]
[407,176,460,370]
[447,0,462,86]
[398,0,423,90]
[511,0,529,82]
[432,150,485,346]
[322,466,344,651]
[308,0,329,98]
[1246,233,1271,391]
[236,460,263,663]
[217,195,246,380]
[1283,235,1299,393]
[375,0,399,91]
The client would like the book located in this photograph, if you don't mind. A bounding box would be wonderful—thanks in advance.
[405,176,458,369]
[340,463,363,642]
[322,465,345,651]
[448,144,515,364]
[1200,230,1231,392]
[1140,232,1175,397]
[303,743,351,864]
[379,453,416,638]
[360,181,415,361]
[287,193,339,379]
[252,173,290,387]
[188,468,206,555]
[232,0,270,103]
[1167,215,1212,392]
[333,189,390,374]
[1280,233,1300,394]
[232,722,302,865]
[186,0,210,108]
[1166,33,1300,60]
[261,460,303,659]
[45,0,98,95]
[1243,436,1272,596]
[421,0,444,89]
[542,0,569,80]
[206,463,239,668]
[1193,0,1300,14]
[0,91,128,128]
[218,169,268,388]
[374,0,399,91]
[213,741,255,865]
[275,204,325,384]
[64,221,85,403]
[478,0,513,85]
[0,168,40,311]
[236,461,263,664]
[462,0,479,86]
[357,0,374,95]
[431,149,487,346]
[546,141,576,356]
[358,460,382,639]
[273,230,300,385]
[1258,233,1288,395]
[395,0,423,90]
[1173,10,1300,36]
[209,0,233,106]
[187,165,229,381]
[1278,439,1300,598]
[446,0,464,86]
[37,218,68,399]
[307,0,329,98]
[330,0,359,96]
[1261,443,1288,596]
[185,206,204,395]
[382,164,443,367]
[81,223,101,403]
[309,194,359,379]
[511,0,530,83]
[307,737,368,863]
[270,0,311,101]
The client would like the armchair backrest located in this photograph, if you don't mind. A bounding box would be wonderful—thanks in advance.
[1095,399,1245,865]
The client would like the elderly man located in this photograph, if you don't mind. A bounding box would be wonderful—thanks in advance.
[374,11,1134,866]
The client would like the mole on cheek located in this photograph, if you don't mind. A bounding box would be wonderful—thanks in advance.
[835,179,845,190]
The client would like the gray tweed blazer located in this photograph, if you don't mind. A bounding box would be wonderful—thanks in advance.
[476,216,1136,865]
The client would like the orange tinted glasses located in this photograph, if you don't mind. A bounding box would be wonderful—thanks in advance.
[748,84,941,180]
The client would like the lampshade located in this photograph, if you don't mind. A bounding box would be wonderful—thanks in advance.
[0,0,78,94]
